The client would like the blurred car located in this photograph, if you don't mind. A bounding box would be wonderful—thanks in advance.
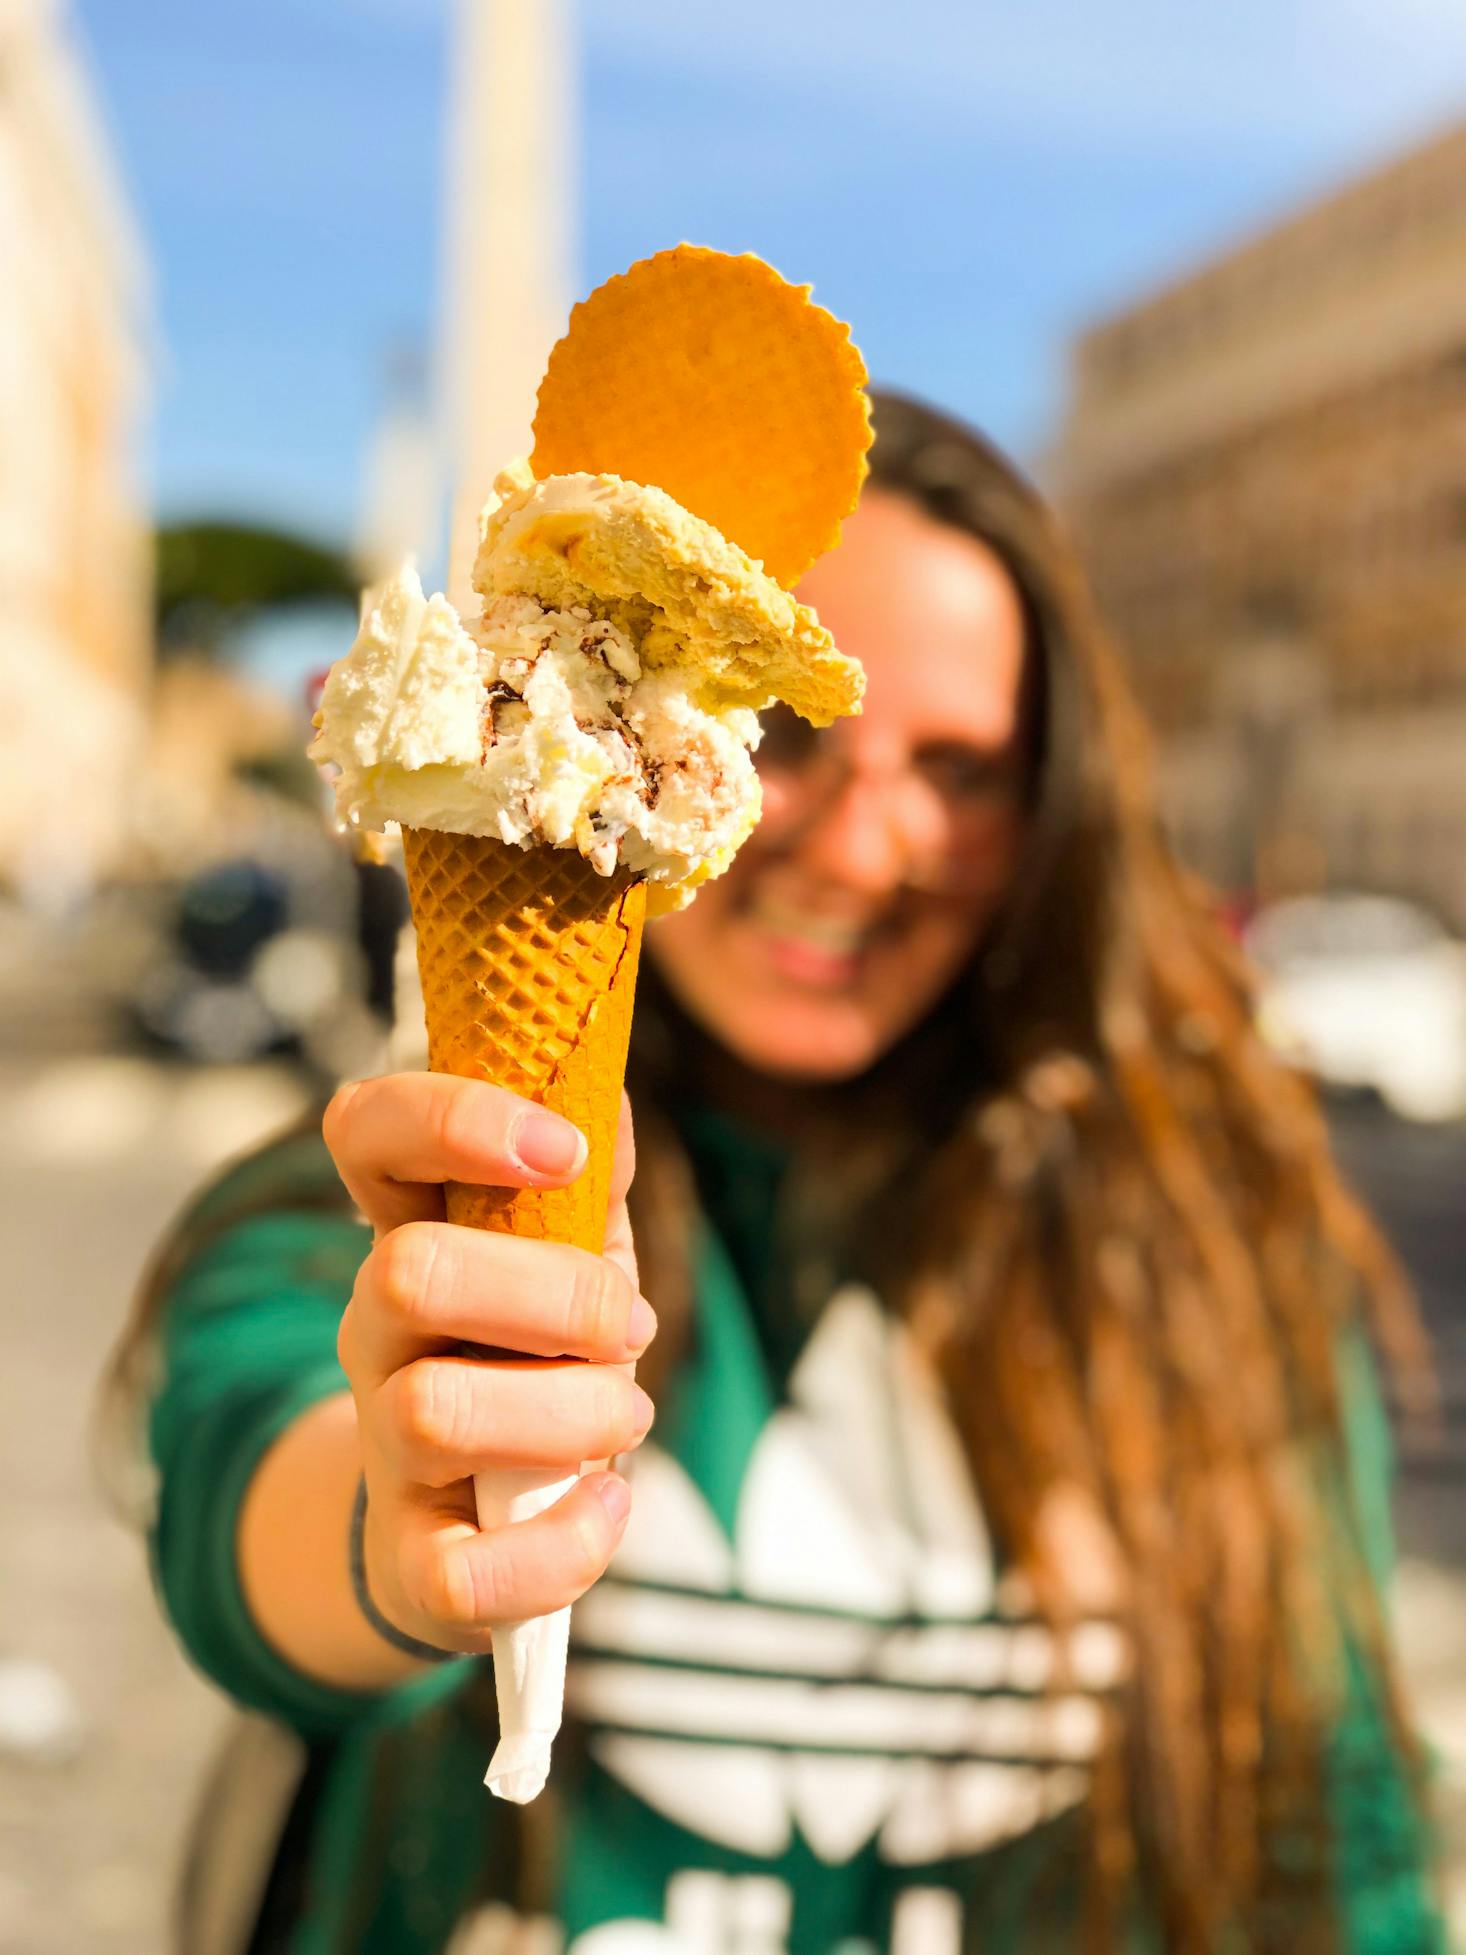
[1245,894,1466,1123]
[133,858,337,1062]
[88,828,407,1075]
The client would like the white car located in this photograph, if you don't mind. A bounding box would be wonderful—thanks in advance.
[1245,895,1466,1124]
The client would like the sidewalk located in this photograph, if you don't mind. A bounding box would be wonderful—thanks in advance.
[0,1040,311,1955]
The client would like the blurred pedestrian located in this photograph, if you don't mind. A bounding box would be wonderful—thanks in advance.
[113,393,1442,1954]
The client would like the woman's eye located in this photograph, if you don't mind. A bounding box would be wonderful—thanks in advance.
[913,743,1015,802]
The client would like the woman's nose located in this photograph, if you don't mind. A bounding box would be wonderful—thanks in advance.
[790,770,912,895]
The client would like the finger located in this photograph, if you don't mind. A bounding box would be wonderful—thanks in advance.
[396,1473,632,1645]
[341,1221,655,1382]
[603,1197,638,1293]
[380,1356,654,1484]
[609,1092,636,1208]
[602,1093,639,1290]
[323,1074,587,1236]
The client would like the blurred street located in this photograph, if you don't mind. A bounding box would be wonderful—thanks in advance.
[0,920,1463,1953]
[0,913,310,1955]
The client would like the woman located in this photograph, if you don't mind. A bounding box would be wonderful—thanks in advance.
[120,394,1441,1954]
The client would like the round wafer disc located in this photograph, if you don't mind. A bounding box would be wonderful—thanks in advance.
[531,245,871,589]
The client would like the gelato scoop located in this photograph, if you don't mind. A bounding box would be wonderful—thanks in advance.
[310,463,863,910]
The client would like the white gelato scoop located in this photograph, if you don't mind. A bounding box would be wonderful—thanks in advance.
[309,465,863,910]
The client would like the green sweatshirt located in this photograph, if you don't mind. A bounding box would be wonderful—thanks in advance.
[146,1119,1444,1955]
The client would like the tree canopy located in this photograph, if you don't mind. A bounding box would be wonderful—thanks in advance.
[155,520,358,650]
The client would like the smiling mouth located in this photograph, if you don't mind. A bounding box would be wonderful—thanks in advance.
[743,888,877,987]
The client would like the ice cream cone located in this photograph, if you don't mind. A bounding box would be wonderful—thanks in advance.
[401,825,646,1254]
[313,248,870,1807]
[401,825,647,1802]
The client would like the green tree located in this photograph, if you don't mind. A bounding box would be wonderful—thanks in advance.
[155,520,357,654]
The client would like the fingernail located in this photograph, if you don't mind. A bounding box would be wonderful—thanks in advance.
[626,1295,657,1354]
[591,1475,631,1527]
[629,1383,655,1436]
[513,1111,587,1179]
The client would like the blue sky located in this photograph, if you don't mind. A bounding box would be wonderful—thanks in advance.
[76,0,1466,548]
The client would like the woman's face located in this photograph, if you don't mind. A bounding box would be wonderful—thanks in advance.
[650,490,1031,1081]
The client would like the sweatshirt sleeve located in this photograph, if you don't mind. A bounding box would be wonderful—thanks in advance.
[147,1209,468,1738]
[1326,1331,1447,1954]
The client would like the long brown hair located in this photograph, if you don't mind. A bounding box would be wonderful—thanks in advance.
[626,391,1429,1950]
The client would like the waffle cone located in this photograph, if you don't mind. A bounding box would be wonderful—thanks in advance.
[531,245,871,588]
[401,827,646,1255]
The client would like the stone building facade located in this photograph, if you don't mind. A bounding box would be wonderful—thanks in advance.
[0,0,148,899]
[1054,121,1466,927]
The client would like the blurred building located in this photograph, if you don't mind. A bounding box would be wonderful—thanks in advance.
[0,0,149,904]
[1055,121,1466,926]
[438,0,573,606]
[354,346,437,582]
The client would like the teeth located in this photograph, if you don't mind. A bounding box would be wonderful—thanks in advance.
[749,894,869,957]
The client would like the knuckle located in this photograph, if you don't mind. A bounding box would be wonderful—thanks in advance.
[427,1539,501,1629]
[433,1079,497,1175]
[394,1361,461,1463]
[567,1252,628,1354]
[321,1078,365,1160]
[372,1221,445,1328]
[590,1369,638,1451]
